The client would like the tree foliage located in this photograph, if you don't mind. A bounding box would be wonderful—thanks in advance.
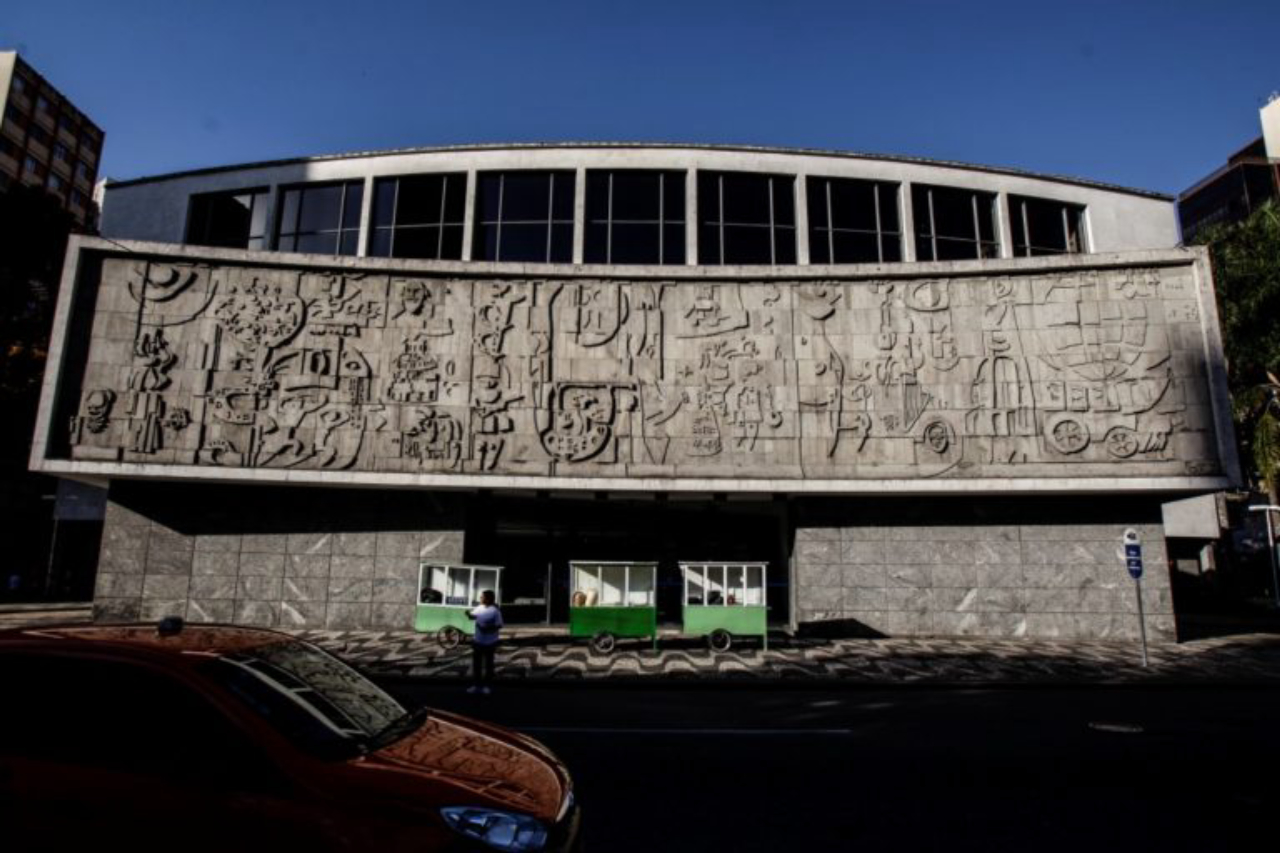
[1196,200,1280,494]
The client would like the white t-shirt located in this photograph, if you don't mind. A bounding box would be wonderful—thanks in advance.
[470,604,503,646]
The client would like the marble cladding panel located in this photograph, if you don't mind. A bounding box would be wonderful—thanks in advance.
[796,521,1173,641]
[63,256,1228,485]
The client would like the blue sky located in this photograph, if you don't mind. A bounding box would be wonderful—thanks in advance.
[4,0,1278,194]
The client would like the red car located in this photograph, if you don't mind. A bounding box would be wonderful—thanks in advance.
[0,620,579,852]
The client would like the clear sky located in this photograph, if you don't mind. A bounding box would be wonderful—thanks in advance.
[4,0,1278,194]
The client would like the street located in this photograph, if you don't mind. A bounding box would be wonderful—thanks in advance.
[378,679,1280,852]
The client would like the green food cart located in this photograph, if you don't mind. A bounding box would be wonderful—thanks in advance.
[681,562,768,651]
[568,561,658,654]
[415,562,503,649]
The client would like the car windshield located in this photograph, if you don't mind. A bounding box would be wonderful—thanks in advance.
[201,639,410,759]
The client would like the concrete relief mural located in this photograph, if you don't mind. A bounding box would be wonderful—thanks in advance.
[67,257,1222,481]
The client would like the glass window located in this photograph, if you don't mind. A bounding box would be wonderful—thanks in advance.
[276,181,364,256]
[52,142,71,163]
[28,124,51,147]
[584,170,686,264]
[912,184,999,261]
[474,171,575,263]
[35,94,51,113]
[698,171,796,265]
[187,188,271,250]
[4,104,25,124]
[47,172,63,192]
[1008,195,1086,256]
[807,176,902,264]
[75,161,92,182]
[368,173,466,260]
[12,74,29,95]
[23,155,41,176]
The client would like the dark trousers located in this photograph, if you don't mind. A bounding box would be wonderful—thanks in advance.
[472,642,497,686]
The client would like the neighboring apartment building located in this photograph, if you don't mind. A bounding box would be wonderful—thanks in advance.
[0,51,104,228]
[32,144,1238,641]
[1179,96,1280,242]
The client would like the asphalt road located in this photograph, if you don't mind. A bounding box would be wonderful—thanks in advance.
[377,678,1280,852]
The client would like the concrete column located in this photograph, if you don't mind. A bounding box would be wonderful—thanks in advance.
[461,170,477,262]
[572,167,586,265]
[898,183,917,262]
[685,167,698,265]
[795,174,811,266]
[996,192,1015,260]
[355,176,375,257]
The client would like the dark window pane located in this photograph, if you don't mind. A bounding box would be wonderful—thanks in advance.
[976,197,995,243]
[393,226,442,259]
[772,178,795,227]
[697,174,720,224]
[721,174,772,225]
[501,173,552,221]
[828,180,877,231]
[277,235,297,253]
[279,190,301,235]
[551,173,575,221]
[550,223,574,262]
[878,185,901,232]
[774,226,796,264]
[476,224,500,261]
[662,225,686,265]
[188,190,268,249]
[586,173,610,222]
[584,222,609,263]
[249,195,268,240]
[609,172,661,221]
[341,184,363,230]
[700,224,721,264]
[663,173,686,221]
[610,223,661,264]
[807,180,829,229]
[1011,200,1029,255]
[811,230,832,264]
[298,185,344,233]
[935,237,978,261]
[930,188,978,241]
[370,228,392,257]
[397,175,445,226]
[442,174,466,222]
[297,232,338,255]
[723,225,774,264]
[339,230,359,256]
[881,235,902,263]
[498,223,550,262]
[373,179,396,228]
[915,233,935,262]
[831,230,880,263]
[477,174,502,222]
[440,225,464,260]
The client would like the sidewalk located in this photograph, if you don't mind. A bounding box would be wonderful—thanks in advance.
[293,626,1280,686]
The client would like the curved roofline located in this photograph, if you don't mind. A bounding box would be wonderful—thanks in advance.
[103,141,1173,201]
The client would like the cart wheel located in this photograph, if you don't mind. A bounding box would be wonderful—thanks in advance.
[708,629,733,653]
[590,632,617,655]
[437,626,463,650]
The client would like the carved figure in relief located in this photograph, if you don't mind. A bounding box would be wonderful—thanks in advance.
[571,282,629,348]
[127,262,218,327]
[399,407,465,470]
[302,273,386,334]
[540,383,633,463]
[213,276,306,353]
[679,284,749,338]
[965,282,1038,463]
[70,389,116,444]
[127,329,177,393]
[391,278,454,335]
[387,333,454,404]
[801,336,873,458]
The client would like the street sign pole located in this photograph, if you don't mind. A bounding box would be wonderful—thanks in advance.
[1122,529,1149,668]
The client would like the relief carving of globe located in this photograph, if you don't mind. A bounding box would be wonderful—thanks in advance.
[213,280,306,351]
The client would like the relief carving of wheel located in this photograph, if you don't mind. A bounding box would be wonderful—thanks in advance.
[708,629,733,653]
[437,626,463,650]
[590,632,617,655]
[1048,417,1090,454]
[1104,426,1140,458]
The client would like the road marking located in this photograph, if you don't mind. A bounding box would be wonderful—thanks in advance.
[519,726,855,736]
[1088,721,1145,734]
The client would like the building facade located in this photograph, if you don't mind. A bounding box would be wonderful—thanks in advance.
[1179,96,1280,242]
[33,145,1238,640]
[0,51,104,228]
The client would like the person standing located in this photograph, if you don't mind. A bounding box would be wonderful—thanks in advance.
[465,589,503,694]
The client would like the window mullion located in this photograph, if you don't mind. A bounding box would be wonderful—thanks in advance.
[825,181,835,263]
[873,183,883,264]
[546,174,554,263]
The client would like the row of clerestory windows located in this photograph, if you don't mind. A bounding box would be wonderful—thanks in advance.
[185,170,1087,264]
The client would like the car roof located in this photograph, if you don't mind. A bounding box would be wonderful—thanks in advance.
[0,623,296,659]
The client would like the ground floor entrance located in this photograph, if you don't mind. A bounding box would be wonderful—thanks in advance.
[462,494,791,626]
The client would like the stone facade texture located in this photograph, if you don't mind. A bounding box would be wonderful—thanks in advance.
[794,519,1173,641]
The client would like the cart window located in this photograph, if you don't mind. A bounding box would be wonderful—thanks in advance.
[628,567,654,606]
[600,566,626,605]
[474,568,500,602]
[573,564,601,605]
[686,566,706,605]
[745,565,765,606]
[421,565,448,604]
[446,567,471,605]
[727,565,745,606]
[706,566,726,606]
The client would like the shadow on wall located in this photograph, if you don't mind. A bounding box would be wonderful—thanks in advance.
[106,479,466,537]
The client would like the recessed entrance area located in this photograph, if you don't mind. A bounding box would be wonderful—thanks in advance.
[463,493,790,626]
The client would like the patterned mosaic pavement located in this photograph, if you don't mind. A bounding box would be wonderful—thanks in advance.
[294,628,1280,684]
